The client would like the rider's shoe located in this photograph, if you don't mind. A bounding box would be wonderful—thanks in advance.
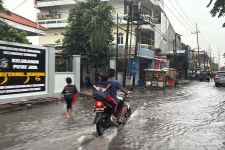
[110,116,119,127]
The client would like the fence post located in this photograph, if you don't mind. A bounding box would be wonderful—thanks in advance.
[72,55,81,92]
[47,47,55,95]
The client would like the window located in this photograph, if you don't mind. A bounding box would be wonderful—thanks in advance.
[117,33,124,44]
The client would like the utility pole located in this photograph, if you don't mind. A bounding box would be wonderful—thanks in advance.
[206,46,210,71]
[174,33,177,70]
[132,1,140,86]
[192,23,200,68]
[116,13,119,79]
[123,0,131,87]
[218,48,220,71]
[204,50,206,71]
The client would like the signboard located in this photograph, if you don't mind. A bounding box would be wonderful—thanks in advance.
[0,44,46,95]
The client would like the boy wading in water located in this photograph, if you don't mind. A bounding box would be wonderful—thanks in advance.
[61,77,79,119]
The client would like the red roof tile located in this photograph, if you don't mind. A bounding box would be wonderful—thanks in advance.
[0,12,47,31]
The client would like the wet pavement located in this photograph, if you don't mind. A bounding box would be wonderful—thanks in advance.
[1,81,225,150]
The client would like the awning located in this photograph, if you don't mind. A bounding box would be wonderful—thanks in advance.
[138,48,155,59]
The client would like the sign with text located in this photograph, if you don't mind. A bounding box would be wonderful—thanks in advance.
[0,44,46,95]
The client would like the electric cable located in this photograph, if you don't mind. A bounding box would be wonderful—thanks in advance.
[164,4,193,32]
[11,0,28,12]
[173,0,211,50]
[168,0,195,31]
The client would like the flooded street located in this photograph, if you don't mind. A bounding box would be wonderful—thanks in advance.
[1,81,225,150]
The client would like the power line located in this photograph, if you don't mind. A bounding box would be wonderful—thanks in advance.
[173,0,211,50]
[168,0,195,31]
[174,0,196,27]
[11,0,28,12]
[164,3,193,32]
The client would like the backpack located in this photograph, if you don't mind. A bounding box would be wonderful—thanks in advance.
[63,85,76,99]
[92,81,110,99]
[93,88,109,99]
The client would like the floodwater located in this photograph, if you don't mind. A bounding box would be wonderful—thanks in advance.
[1,81,225,150]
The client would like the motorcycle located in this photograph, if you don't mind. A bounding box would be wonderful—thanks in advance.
[93,92,132,136]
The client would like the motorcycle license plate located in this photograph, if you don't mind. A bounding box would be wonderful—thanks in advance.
[95,107,104,111]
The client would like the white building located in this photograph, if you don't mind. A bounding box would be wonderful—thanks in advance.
[36,0,75,48]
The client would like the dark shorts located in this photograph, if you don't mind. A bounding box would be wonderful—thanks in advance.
[65,98,73,109]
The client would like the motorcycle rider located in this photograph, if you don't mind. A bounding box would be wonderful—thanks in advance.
[107,69,131,123]
[93,73,119,119]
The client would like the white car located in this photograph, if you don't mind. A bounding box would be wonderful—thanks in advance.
[214,71,225,87]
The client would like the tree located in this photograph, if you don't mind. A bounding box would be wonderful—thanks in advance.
[0,0,9,14]
[0,0,29,44]
[207,0,225,27]
[62,0,114,68]
[0,21,29,43]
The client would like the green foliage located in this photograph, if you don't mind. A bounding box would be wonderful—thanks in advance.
[207,0,225,27]
[62,0,114,67]
[0,0,10,14]
[0,20,29,44]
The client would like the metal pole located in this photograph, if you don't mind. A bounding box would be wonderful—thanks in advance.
[122,1,131,87]
[133,2,140,86]
[196,23,200,68]
[116,13,119,79]
[175,33,177,70]
[203,50,206,71]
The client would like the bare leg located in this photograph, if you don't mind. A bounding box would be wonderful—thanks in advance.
[66,108,70,119]
[67,109,72,119]
[119,103,127,122]
[111,114,117,120]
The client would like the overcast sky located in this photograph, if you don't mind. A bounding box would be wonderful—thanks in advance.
[2,0,225,66]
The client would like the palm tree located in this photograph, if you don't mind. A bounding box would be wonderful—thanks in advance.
[84,0,114,67]
[63,0,114,68]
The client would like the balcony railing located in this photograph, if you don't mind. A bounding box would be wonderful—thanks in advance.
[38,19,68,28]
[38,12,62,20]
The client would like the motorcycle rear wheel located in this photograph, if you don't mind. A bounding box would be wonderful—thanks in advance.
[96,118,105,136]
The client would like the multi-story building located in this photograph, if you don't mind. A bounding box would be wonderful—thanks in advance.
[36,0,75,49]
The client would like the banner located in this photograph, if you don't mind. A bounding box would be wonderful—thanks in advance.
[0,44,46,95]
[128,59,138,76]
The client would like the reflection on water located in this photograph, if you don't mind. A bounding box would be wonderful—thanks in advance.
[1,81,225,150]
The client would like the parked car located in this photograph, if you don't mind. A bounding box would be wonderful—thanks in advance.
[214,71,225,87]
[199,71,210,82]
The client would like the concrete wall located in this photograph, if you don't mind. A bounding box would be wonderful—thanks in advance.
[54,72,74,93]
[40,28,65,45]
[154,12,176,53]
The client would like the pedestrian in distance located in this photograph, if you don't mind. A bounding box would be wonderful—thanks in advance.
[61,77,79,120]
